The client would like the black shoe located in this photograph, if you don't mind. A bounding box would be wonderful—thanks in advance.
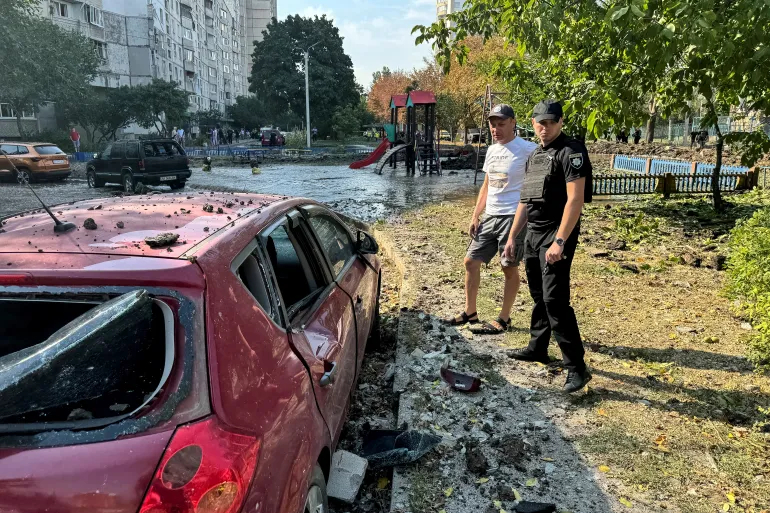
[564,368,592,393]
[507,348,550,365]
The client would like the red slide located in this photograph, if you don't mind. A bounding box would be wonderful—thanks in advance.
[349,138,390,169]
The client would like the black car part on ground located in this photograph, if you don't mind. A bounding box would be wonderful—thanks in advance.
[359,426,442,469]
[0,290,174,431]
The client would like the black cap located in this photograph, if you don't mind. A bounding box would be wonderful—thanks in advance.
[532,99,563,122]
[488,104,515,120]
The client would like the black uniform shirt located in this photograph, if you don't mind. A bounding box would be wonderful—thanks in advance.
[524,133,592,231]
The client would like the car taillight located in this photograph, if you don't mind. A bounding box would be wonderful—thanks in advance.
[139,416,259,513]
[0,273,33,285]
[139,159,145,171]
[30,157,42,162]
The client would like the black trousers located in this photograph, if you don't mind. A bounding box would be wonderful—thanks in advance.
[524,226,585,371]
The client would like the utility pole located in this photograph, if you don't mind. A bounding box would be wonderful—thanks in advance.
[303,42,320,148]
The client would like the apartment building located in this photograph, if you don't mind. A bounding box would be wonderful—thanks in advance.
[0,0,275,139]
[436,0,465,27]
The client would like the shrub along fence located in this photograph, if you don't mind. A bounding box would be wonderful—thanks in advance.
[592,153,765,197]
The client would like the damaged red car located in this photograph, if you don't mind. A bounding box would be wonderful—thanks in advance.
[0,192,381,513]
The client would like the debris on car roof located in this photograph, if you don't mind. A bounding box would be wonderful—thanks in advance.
[145,232,179,248]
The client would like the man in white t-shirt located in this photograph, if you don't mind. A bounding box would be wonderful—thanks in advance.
[445,104,538,334]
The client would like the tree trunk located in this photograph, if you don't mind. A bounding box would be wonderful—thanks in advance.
[645,113,656,143]
[15,112,25,140]
[712,133,724,211]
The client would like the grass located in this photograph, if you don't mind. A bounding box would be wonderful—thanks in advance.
[381,190,770,513]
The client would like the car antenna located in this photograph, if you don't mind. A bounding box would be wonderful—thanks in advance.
[1,150,76,233]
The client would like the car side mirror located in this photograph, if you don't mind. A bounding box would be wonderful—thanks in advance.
[356,230,379,255]
[95,153,101,159]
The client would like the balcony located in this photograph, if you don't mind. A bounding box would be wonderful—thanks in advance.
[184,59,196,72]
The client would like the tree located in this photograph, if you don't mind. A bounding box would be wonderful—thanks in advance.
[0,2,101,137]
[415,0,770,210]
[133,79,189,135]
[367,70,411,121]
[227,96,263,129]
[331,98,375,139]
[193,108,224,136]
[59,86,137,143]
[249,15,360,136]
[371,66,392,85]
[436,93,464,139]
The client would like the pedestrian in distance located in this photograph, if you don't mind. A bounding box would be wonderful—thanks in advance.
[505,99,594,393]
[690,131,697,148]
[218,127,225,146]
[633,128,642,145]
[444,104,538,334]
[70,127,80,153]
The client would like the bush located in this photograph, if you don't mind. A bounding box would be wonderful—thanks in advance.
[284,131,306,149]
[726,207,770,370]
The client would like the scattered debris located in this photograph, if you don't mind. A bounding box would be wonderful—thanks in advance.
[327,450,368,503]
[514,501,556,513]
[440,359,482,392]
[67,408,93,421]
[464,439,489,475]
[116,221,125,229]
[360,429,442,469]
[83,218,97,230]
[144,232,179,248]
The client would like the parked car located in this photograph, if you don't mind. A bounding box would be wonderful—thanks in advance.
[86,139,191,193]
[0,192,381,513]
[440,130,452,141]
[261,128,285,147]
[0,142,70,183]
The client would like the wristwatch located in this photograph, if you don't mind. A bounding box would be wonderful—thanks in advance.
[555,237,565,247]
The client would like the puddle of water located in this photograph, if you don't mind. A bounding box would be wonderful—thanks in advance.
[188,164,480,221]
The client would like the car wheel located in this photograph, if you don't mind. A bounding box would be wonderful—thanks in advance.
[15,168,31,185]
[169,181,186,190]
[305,464,328,513]
[87,169,98,188]
[122,172,135,193]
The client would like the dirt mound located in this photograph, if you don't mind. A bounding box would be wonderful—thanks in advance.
[587,140,770,167]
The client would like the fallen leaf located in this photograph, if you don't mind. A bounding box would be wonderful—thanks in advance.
[477,478,490,484]
[619,497,633,507]
[444,487,453,498]
[377,478,389,490]
[726,491,736,503]
[723,504,730,512]
[599,465,611,473]
[597,408,608,416]
[525,478,538,487]
[494,500,503,508]
[500,510,508,513]
[622,362,632,368]
[434,425,442,431]
[512,488,522,500]
[439,510,447,513]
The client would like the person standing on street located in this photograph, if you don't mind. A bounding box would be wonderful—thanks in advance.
[70,127,80,153]
[505,100,593,393]
[444,104,538,334]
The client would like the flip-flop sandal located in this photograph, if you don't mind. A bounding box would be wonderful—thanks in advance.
[444,311,479,326]
[469,317,510,335]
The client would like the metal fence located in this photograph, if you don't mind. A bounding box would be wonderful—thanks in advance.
[650,159,691,175]
[594,172,751,196]
[613,155,647,173]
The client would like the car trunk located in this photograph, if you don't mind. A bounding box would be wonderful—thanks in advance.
[0,290,179,513]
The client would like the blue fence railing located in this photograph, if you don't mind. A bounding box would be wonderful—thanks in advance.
[650,159,691,175]
[613,155,647,173]
[695,162,750,175]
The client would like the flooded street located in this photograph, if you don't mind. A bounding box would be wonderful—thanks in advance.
[0,164,480,221]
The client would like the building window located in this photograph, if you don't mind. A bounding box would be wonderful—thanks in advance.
[220,9,227,18]
[223,65,229,73]
[169,63,172,71]
[85,4,103,27]
[233,63,239,71]
[209,67,216,77]
[208,50,217,60]
[222,37,229,46]
[92,40,107,59]
[184,28,193,39]
[52,1,68,17]
[185,49,194,61]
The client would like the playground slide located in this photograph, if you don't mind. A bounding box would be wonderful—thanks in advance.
[349,138,390,169]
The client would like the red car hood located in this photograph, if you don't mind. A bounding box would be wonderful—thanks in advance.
[0,431,172,513]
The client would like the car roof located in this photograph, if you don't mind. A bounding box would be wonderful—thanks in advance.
[0,192,286,262]
[4,142,59,146]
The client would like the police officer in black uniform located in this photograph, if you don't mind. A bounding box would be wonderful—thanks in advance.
[503,99,593,393]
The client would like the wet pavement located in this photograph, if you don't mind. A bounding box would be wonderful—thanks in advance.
[0,164,480,221]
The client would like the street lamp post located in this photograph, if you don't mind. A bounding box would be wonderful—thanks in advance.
[303,41,321,148]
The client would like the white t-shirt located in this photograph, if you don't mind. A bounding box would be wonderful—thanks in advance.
[483,137,538,216]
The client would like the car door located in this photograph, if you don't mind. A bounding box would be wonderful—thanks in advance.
[95,143,112,180]
[109,142,125,180]
[258,210,357,444]
[0,144,18,176]
[302,205,379,367]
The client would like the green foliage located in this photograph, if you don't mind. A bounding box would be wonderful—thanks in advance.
[226,96,263,129]
[284,131,306,149]
[331,104,361,139]
[192,109,224,134]
[414,0,770,208]
[726,208,770,370]
[132,79,189,135]
[725,129,770,167]
[249,15,360,136]
[0,3,101,137]
[58,86,137,144]
[435,93,464,138]
[613,213,660,244]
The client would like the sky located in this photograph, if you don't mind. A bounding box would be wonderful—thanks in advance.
[277,0,437,90]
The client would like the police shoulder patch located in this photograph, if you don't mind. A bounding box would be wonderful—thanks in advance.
[568,152,583,169]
